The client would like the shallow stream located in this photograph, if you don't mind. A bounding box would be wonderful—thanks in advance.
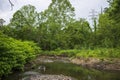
[4,57,120,80]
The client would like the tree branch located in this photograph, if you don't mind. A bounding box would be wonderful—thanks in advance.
[8,0,14,10]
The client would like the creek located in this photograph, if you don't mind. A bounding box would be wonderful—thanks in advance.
[4,57,120,80]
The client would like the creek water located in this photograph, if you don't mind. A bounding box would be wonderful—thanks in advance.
[3,57,120,80]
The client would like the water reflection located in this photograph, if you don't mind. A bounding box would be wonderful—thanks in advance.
[39,62,120,80]
[4,61,120,80]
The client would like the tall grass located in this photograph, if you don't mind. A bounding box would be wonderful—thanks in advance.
[40,48,120,58]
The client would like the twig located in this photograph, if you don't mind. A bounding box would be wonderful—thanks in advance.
[8,0,14,10]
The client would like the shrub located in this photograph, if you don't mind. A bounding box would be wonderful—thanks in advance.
[0,33,40,76]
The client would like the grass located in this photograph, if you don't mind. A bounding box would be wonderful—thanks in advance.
[40,48,120,58]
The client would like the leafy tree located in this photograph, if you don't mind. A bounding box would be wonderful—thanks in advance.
[10,4,38,28]
[107,0,120,21]
[36,0,75,50]
[19,4,38,27]
[41,0,75,28]
[65,19,92,49]
[97,0,120,48]
[9,5,38,40]
[97,13,114,47]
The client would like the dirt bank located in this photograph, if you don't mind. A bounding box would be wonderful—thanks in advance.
[71,58,120,71]
[27,56,120,71]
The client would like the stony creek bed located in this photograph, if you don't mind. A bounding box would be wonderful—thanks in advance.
[3,56,120,80]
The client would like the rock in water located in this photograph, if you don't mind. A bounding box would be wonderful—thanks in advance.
[38,66,46,72]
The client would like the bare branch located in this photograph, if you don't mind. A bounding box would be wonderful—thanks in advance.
[8,0,14,10]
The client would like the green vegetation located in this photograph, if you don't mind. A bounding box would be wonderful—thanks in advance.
[0,32,40,76]
[40,48,120,58]
[0,0,120,78]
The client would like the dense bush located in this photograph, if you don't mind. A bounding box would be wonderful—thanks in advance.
[0,32,40,76]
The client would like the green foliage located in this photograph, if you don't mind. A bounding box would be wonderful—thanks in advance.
[0,33,40,76]
[76,48,120,58]
[97,0,120,48]
[97,13,114,47]
[10,4,38,28]
[40,48,120,58]
[36,0,75,50]
[7,4,38,40]
[107,0,120,21]
[65,19,92,49]
[1,0,120,51]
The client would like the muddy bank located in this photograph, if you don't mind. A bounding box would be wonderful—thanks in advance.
[29,56,120,71]
[71,58,120,71]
